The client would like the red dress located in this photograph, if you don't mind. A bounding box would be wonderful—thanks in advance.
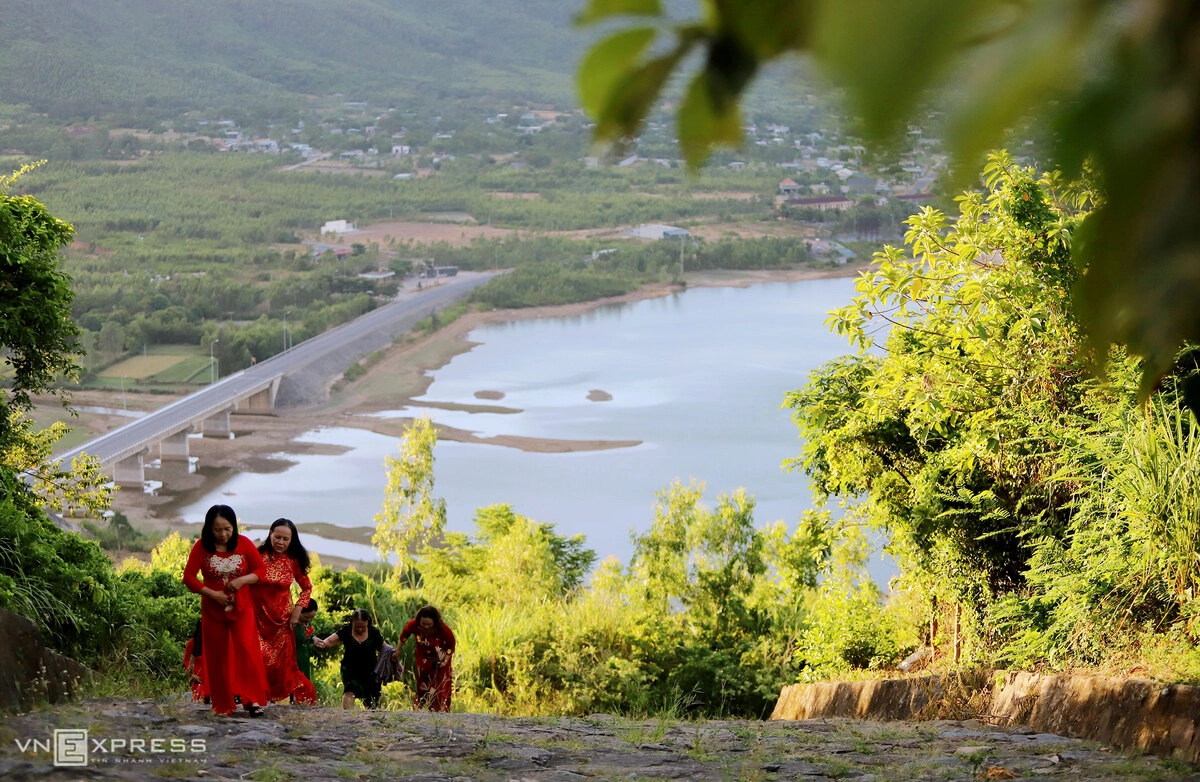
[182,638,209,703]
[182,535,269,715]
[399,619,455,711]
[252,553,317,704]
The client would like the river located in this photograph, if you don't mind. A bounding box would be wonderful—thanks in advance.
[178,277,897,583]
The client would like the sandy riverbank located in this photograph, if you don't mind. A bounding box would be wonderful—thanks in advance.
[61,265,865,548]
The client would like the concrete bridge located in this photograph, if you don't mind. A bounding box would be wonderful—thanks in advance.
[55,272,497,486]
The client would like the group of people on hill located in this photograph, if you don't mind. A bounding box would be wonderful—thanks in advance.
[181,503,456,717]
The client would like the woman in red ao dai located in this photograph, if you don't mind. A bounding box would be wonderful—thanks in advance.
[182,504,270,716]
[252,518,317,704]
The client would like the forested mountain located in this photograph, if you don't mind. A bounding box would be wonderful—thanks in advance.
[0,0,586,116]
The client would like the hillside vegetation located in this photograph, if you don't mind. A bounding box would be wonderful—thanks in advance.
[0,0,583,115]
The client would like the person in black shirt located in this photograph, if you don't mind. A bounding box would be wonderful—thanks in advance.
[314,608,384,709]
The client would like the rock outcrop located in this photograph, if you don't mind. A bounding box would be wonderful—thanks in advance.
[0,608,90,713]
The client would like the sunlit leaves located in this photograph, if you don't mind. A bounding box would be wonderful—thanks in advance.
[787,157,1129,648]
[372,417,447,580]
[576,0,662,25]
[1,411,112,517]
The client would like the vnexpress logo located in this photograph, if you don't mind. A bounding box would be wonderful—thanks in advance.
[14,729,206,766]
[54,729,88,767]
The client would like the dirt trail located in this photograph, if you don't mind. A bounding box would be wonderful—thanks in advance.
[3,696,1195,781]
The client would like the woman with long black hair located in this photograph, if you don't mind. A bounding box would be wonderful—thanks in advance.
[252,518,316,705]
[181,504,269,717]
[396,605,455,711]
[314,608,385,709]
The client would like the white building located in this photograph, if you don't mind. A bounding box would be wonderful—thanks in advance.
[321,220,356,235]
[626,224,690,240]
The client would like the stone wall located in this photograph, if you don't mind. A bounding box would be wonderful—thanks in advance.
[0,608,90,713]
[771,671,1200,764]
[991,671,1200,764]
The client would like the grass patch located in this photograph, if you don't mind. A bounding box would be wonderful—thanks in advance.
[247,763,293,782]
[152,762,203,778]
[99,353,190,379]
[81,664,183,700]
[149,355,213,383]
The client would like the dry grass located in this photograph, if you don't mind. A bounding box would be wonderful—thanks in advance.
[98,354,188,378]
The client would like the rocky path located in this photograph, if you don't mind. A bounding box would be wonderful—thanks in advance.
[2,697,1197,781]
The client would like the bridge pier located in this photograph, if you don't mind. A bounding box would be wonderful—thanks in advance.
[112,450,146,486]
[202,410,231,438]
[159,430,191,461]
[240,377,280,412]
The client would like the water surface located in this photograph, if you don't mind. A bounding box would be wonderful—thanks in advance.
[180,278,891,577]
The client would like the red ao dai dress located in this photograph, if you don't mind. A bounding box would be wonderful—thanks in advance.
[253,553,317,704]
[398,619,456,711]
[182,535,270,715]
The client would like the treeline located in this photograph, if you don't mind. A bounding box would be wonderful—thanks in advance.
[464,236,820,309]
[21,155,774,244]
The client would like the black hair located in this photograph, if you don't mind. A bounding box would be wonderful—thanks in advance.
[349,608,373,626]
[257,518,311,573]
[190,619,203,657]
[414,605,443,629]
[199,504,239,553]
[301,599,318,613]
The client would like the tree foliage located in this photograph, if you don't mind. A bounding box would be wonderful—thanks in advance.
[579,0,1200,392]
[1,165,110,518]
[0,164,82,443]
[372,417,447,580]
[782,153,1200,667]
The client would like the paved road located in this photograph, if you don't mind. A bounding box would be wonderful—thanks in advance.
[55,272,497,467]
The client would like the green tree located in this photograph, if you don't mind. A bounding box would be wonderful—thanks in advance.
[785,154,1140,657]
[578,0,1200,392]
[0,163,82,448]
[372,417,447,580]
[418,504,597,606]
[1,164,110,517]
[98,320,127,355]
[628,480,766,632]
[0,165,130,667]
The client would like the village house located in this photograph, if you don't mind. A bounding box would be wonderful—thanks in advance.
[783,194,854,211]
[778,178,803,197]
[810,239,856,265]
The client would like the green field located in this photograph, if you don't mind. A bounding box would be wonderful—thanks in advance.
[147,356,214,384]
[98,354,187,379]
[95,346,213,385]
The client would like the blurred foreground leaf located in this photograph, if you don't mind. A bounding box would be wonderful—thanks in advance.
[577,0,1200,393]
